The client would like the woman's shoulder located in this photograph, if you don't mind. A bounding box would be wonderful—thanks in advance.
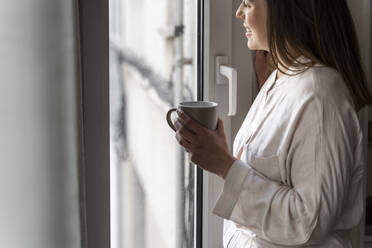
[285,65,360,138]
[296,65,343,91]
[289,65,354,109]
[306,64,343,85]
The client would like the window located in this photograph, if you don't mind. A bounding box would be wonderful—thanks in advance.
[109,0,200,247]
[109,0,258,247]
[107,0,371,247]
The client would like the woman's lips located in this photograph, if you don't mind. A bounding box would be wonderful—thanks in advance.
[245,31,252,38]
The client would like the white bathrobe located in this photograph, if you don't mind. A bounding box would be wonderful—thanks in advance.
[212,60,366,247]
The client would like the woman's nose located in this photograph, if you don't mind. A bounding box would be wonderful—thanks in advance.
[235,5,245,20]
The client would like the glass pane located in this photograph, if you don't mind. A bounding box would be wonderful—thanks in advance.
[109,0,199,247]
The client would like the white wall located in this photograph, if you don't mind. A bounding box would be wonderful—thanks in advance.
[124,65,177,248]
[348,0,372,126]
[0,1,81,248]
[347,1,371,247]
[348,0,372,90]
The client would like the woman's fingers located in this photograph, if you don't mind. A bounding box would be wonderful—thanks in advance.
[176,109,205,135]
[216,118,224,134]
[175,132,193,150]
[174,120,197,144]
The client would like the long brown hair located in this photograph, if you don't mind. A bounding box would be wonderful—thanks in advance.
[266,0,371,112]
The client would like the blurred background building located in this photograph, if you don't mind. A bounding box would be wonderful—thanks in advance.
[109,0,198,247]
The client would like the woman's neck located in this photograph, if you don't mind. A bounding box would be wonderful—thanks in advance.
[276,63,287,80]
[275,49,302,80]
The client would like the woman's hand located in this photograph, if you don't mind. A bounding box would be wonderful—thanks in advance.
[174,109,236,179]
[255,50,274,89]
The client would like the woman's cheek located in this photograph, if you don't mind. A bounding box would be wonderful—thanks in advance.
[246,9,257,31]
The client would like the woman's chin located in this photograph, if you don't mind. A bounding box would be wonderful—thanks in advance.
[247,40,264,50]
[247,41,256,50]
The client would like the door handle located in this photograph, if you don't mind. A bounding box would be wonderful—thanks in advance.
[216,56,237,116]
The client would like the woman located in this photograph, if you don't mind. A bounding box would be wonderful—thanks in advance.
[174,0,371,247]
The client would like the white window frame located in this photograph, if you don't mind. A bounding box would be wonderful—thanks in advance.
[201,0,257,247]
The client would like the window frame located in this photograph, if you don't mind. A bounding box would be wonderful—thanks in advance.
[196,0,204,247]
[77,0,111,247]
[200,0,257,247]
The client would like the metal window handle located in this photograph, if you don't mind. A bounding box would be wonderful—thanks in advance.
[216,56,237,116]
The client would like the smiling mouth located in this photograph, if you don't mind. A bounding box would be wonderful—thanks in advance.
[244,25,252,37]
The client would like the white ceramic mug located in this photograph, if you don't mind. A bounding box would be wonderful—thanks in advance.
[166,101,218,131]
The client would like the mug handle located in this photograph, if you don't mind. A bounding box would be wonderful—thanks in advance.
[166,108,177,132]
